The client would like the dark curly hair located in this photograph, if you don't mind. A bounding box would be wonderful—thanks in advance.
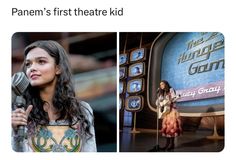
[21,40,93,139]
[158,80,173,97]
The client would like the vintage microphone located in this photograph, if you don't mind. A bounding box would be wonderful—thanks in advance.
[12,72,30,152]
[12,72,29,104]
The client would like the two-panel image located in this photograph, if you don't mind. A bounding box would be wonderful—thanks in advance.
[11,32,224,152]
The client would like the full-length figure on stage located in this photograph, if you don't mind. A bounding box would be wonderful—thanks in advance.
[156,80,182,151]
[11,40,97,152]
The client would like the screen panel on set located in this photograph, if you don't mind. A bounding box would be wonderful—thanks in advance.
[160,32,224,107]
[129,62,144,77]
[130,48,145,62]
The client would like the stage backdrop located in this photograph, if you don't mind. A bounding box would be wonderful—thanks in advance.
[148,32,224,113]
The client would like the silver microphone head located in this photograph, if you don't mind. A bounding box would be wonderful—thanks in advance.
[12,72,30,95]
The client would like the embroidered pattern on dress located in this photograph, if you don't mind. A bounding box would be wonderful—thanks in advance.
[30,126,82,152]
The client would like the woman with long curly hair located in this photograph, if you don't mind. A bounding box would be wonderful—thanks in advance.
[156,80,182,151]
[11,40,96,152]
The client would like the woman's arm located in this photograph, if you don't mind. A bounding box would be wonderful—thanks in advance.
[170,88,177,100]
[155,97,160,107]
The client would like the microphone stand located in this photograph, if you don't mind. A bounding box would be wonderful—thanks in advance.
[149,94,181,151]
[14,96,26,152]
[148,108,161,151]
[149,91,162,152]
[12,72,30,152]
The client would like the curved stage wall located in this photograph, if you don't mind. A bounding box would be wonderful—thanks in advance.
[148,32,224,114]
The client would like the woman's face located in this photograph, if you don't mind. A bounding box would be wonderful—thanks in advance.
[25,47,60,87]
[160,82,166,90]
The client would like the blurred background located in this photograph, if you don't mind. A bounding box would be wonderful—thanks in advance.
[12,32,117,152]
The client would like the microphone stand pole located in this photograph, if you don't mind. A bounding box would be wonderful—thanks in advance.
[14,96,26,152]
[149,105,161,151]
[151,109,161,151]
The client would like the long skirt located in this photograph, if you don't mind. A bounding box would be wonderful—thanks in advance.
[161,109,182,137]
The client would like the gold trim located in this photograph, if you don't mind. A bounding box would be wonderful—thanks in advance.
[180,111,224,117]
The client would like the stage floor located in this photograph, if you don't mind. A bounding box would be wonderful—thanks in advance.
[119,127,224,152]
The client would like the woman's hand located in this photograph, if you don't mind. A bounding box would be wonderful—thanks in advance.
[11,105,33,131]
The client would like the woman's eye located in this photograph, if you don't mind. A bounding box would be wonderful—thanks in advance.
[38,60,46,64]
[25,62,31,68]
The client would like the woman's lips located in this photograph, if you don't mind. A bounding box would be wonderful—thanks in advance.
[30,74,40,80]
